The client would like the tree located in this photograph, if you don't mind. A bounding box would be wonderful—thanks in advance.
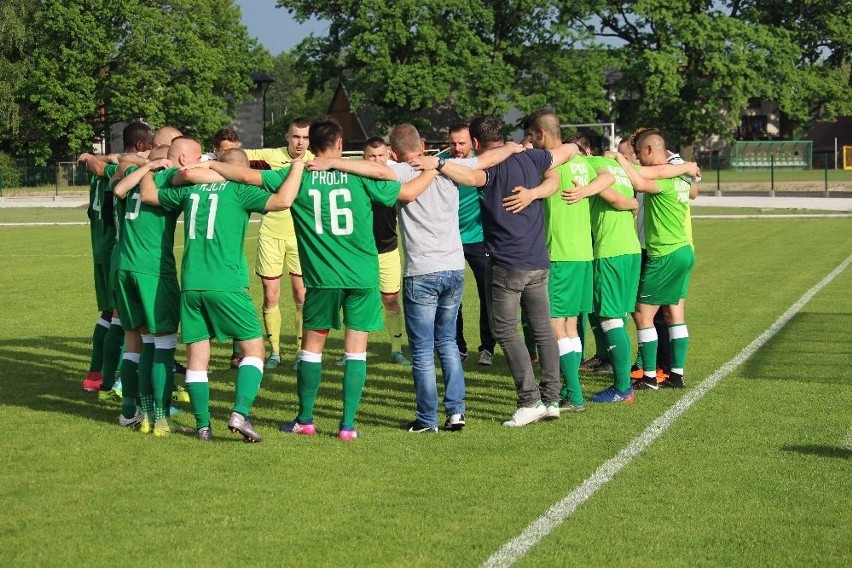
[564,1,852,150]
[262,51,335,147]
[10,0,264,165]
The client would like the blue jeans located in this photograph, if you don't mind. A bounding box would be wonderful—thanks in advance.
[403,270,466,427]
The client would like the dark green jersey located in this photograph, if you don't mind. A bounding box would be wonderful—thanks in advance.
[289,169,401,289]
[115,166,180,276]
[88,163,119,263]
[158,181,270,292]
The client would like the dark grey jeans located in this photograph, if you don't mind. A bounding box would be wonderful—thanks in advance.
[485,262,560,407]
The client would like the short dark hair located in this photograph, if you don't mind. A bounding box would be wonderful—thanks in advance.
[290,117,311,130]
[566,132,591,154]
[469,116,503,145]
[363,136,386,150]
[212,126,240,148]
[122,122,153,151]
[448,123,469,136]
[632,128,665,153]
[308,116,343,152]
[527,108,561,141]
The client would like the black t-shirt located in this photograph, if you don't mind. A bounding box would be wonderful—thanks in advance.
[480,148,552,270]
[372,202,398,254]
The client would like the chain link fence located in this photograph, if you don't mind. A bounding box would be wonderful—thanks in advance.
[0,162,91,198]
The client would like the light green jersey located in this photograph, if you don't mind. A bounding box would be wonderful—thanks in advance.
[543,156,593,262]
[585,156,640,259]
[644,176,692,257]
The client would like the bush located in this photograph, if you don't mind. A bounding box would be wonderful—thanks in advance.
[0,151,21,190]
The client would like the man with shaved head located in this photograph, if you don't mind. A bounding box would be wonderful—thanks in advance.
[612,129,696,390]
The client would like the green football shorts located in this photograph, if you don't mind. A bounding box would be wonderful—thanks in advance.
[637,245,695,306]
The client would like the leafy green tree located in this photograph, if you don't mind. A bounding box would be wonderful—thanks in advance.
[263,51,335,147]
[10,0,263,165]
[564,1,852,151]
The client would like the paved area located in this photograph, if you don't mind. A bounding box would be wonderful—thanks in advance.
[693,195,852,212]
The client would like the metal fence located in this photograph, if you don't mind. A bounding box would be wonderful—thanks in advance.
[694,151,851,197]
[0,162,92,197]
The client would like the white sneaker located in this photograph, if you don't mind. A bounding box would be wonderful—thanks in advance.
[503,403,547,427]
[544,402,560,419]
[477,349,493,366]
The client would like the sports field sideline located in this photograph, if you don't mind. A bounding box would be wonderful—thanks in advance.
[0,206,849,565]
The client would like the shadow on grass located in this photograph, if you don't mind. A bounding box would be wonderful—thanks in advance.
[740,312,852,385]
[0,334,517,430]
[782,444,852,460]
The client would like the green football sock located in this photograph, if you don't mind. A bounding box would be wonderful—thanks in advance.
[100,322,124,389]
[589,313,608,359]
[604,325,632,392]
[152,347,175,421]
[138,340,155,414]
[119,356,139,420]
[89,320,109,372]
[296,360,322,423]
[670,324,689,372]
[234,363,263,417]
[185,377,210,429]
[559,351,583,405]
[341,358,367,429]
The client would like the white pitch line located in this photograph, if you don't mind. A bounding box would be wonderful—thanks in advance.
[483,253,852,568]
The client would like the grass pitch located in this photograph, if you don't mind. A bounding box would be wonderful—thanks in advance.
[0,210,849,566]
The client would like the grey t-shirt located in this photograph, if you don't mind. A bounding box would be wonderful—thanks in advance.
[391,161,469,277]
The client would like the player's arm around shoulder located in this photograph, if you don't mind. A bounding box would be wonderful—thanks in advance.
[410,155,485,188]
[605,151,659,194]
[113,159,172,199]
[503,168,561,214]
[397,168,439,203]
[265,159,306,211]
[306,157,395,181]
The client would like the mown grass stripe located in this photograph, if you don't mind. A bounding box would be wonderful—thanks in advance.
[483,253,852,568]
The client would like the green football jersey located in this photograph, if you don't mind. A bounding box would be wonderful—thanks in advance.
[644,176,692,257]
[115,166,180,276]
[88,163,119,263]
[585,156,641,259]
[158,181,270,292]
[543,156,593,262]
[289,169,401,288]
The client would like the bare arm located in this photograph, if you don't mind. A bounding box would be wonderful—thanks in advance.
[265,160,305,211]
[173,167,225,186]
[77,153,108,178]
[502,169,561,213]
[562,170,616,204]
[397,169,440,203]
[139,172,160,206]
[689,183,699,200]
[187,161,263,186]
[639,162,700,180]
[473,142,525,169]
[113,159,172,199]
[595,187,638,212]
[548,143,580,169]
[306,157,396,180]
[608,152,659,194]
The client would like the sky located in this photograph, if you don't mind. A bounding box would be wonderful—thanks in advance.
[234,0,329,55]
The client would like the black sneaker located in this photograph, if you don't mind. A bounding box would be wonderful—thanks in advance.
[228,412,263,443]
[174,361,187,375]
[444,413,465,431]
[660,372,685,389]
[403,419,438,433]
[633,376,660,391]
[196,426,214,441]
